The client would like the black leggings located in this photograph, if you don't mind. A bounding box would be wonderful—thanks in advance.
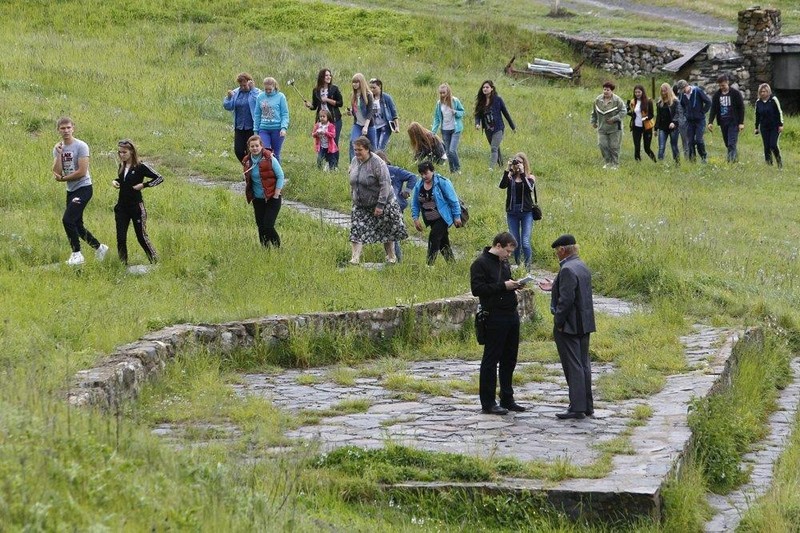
[632,126,656,161]
[115,202,157,263]
[252,196,281,247]
[63,185,100,253]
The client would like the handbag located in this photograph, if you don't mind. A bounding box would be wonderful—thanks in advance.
[475,306,488,345]
[532,181,543,221]
[643,117,655,131]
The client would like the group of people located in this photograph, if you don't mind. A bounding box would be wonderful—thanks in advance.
[224,71,517,174]
[52,118,163,266]
[592,75,785,168]
[221,70,530,265]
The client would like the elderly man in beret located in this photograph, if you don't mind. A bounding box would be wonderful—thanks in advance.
[538,234,596,420]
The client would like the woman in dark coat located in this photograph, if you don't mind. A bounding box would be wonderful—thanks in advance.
[754,83,784,168]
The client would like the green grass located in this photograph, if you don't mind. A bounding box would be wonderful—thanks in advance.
[3,0,800,529]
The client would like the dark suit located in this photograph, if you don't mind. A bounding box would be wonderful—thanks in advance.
[551,254,596,414]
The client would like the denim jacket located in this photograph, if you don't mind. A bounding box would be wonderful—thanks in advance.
[223,87,262,129]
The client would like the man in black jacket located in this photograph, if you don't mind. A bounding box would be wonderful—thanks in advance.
[708,74,745,163]
[470,231,524,415]
[538,234,596,420]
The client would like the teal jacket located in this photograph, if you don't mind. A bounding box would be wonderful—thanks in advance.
[431,97,465,134]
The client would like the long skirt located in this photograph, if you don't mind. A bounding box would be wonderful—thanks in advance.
[349,197,408,244]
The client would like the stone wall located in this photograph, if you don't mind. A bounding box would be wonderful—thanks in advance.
[737,7,781,99]
[680,43,751,100]
[555,34,682,76]
[68,291,537,409]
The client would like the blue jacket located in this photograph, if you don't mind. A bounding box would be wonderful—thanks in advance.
[679,86,711,122]
[411,173,461,226]
[431,97,465,134]
[388,165,417,211]
[223,87,262,130]
[254,90,290,131]
[475,95,515,133]
[376,92,398,123]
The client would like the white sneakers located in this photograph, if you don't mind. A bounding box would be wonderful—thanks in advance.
[65,243,108,266]
[95,243,109,261]
[66,251,85,266]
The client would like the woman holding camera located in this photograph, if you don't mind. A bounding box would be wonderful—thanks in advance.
[499,152,536,269]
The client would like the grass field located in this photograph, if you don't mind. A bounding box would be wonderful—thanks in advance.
[1,0,800,530]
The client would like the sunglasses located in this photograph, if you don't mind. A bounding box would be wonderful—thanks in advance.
[118,140,133,148]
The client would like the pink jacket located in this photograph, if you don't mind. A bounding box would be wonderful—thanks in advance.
[311,122,338,153]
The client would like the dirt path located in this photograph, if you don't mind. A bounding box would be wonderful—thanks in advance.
[541,0,735,36]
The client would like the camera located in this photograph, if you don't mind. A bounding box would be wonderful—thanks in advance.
[511,159,521,166]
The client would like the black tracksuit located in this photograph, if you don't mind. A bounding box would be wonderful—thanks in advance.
[114,162,163,263]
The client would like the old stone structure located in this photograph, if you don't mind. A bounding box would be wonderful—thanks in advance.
[554,35,682,76]
[555,7,792,103]
[68,291,536,409]
[737,7,781,99]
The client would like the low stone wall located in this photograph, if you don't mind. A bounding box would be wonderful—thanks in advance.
[555,34,682,76]
[68,291,537,409]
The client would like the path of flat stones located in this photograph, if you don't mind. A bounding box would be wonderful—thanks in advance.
[177,176,800,523]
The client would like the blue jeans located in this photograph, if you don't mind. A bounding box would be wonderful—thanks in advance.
[258,130,285,162]
[686,118,707,161]
[349,124,377,160]
[441,129,461,172]
[506,210,533,267]
[375,125,393,151]
[658,128,680,161]
[719,121,740,163]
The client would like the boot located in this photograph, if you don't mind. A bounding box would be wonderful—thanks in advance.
[776,155,783,169]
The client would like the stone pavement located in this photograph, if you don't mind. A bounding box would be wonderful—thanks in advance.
[704,357,800,532]
[229,290,737,520]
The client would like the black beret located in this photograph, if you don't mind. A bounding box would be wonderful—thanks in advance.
[551,234,577,248]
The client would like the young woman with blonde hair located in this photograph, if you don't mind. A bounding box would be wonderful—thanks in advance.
[754,83,784,168]
[347,73,376,160]
[431,83,465,173]
[655,83,682,163]
[499,152,536,269]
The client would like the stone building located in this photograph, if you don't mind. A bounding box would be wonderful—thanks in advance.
[556,6,798,110]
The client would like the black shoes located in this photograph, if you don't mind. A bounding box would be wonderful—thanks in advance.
[556,411,586,420]
[481,405,509,415]
[500,402,526,412]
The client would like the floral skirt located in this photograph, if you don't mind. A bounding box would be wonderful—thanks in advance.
[349,198,408,244]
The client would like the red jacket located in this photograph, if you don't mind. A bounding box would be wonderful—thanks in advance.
[311,122,339,153]
[242,148,277,203]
